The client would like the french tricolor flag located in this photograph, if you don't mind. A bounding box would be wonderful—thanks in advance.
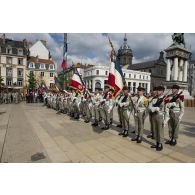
[70,70,84,91]
[108,55,124,97]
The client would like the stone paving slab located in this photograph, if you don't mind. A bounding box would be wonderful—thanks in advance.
[0,102,195,163]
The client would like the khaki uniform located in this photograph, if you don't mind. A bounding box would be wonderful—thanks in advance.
[133,95,149,137]
[100,92,114,127]
[92,92,102,123]
[119,94,132,131]
[167,94,184,139]
[149,95,169,144]
[116,94,124,126]
[147,96,158,138]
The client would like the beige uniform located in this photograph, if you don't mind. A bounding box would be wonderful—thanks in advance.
[167,94,184,139]
[133,95,149,137]
[119,94,132,131]
[149,95,169,144]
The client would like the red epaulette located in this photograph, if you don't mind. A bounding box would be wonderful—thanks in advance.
[179,95,184,102]
[164,96,170,104]
[108,92,113,99]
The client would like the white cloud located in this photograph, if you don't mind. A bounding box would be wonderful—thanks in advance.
[2,33,195,72]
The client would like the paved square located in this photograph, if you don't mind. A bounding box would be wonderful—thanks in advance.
[0,103,195,163]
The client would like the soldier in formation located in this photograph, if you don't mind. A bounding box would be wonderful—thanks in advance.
[44,84,185,151]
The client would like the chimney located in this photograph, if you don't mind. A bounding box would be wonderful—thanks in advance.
[23,39,28,48]
[2,34,6,44]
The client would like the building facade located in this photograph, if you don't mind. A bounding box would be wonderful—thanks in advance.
[0,34,28,88]
[26,40,56,88]
[128,51,167,89]
[189,60,195,96]
[83,65,151,93]
[117,34,133,67]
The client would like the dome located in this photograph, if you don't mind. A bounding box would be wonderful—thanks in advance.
[117,34,132,56]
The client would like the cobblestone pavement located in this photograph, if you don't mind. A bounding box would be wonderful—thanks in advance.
[0,102,195,163]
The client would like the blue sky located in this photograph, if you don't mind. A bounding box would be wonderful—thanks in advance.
[4,33,195,72]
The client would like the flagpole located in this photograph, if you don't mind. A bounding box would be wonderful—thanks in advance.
[63,33,67,90]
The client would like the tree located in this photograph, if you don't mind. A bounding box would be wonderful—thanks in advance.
[0,76,4,87]
[0,76,4,92]
[27,71,37,90]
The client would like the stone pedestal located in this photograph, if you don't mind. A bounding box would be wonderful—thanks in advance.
[164,45,193,99]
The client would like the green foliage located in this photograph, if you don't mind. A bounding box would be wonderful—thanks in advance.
[0,76,4,87]
[27,71,37,90]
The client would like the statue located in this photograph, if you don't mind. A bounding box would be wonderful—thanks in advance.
[171,33,185,47]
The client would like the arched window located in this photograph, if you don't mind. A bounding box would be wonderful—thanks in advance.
[95,81,101,88]
[29,62,35,68]
[49,64,54,70]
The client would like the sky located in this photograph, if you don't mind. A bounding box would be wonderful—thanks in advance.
[4,33,195,72]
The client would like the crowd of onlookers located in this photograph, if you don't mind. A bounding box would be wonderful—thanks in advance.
[26,90,44,103]
[0,90,23,104]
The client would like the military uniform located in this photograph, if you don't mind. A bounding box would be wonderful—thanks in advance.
[149,87,169,151]
[118,92,132,137]
[147,89,158,139]
[115,93,124,128]
[100,89,114,130]
[131,87,149,143]
[166,85,184,146]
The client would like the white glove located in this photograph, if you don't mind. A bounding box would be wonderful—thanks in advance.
[150,107,159,113]
[162,120,167,127]
[119,103,124,107]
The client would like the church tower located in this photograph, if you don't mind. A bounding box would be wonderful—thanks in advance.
[117,34,133,67]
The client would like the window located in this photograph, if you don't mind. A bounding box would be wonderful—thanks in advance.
[7,48,12,54]
[18,49,23,55]
[129,74,131,78]
[124,73,126,78]
[40,63,45,69]
[40,72,44,77]
[7,79,12,86]
[17,68,23,77]
[143,75,145,80]
[18,58,23,65]
[50,72,54,77]
[95,82,101,88]
[6,67,12,77]
[49,64,54,70]
[134,74,136,79]
[6,57,12,64]
[96,70,99,75]
[29,62,35,68]
[105,71,108,75]
[17,79,23,86]
[139,75,141,79]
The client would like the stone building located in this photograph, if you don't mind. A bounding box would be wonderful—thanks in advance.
[188,60,195,97]
[0,34,28,88]
[117,34,133,67]
[128,51,167,89]
[26,40,56,88]
[83,65,151,93]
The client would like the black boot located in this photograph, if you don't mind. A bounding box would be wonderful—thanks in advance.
[84,119,90,123]
[131,136,139,141]
[137,136,142,143]
[151,144,157,148]
[122,130,129,137]
[156,143,163,151]
[170,139,177,146]
[117,124,122,128]
[118,130,125,136]
[165,138,172,145]
[92,121,98,126]
[110,118,113,125]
